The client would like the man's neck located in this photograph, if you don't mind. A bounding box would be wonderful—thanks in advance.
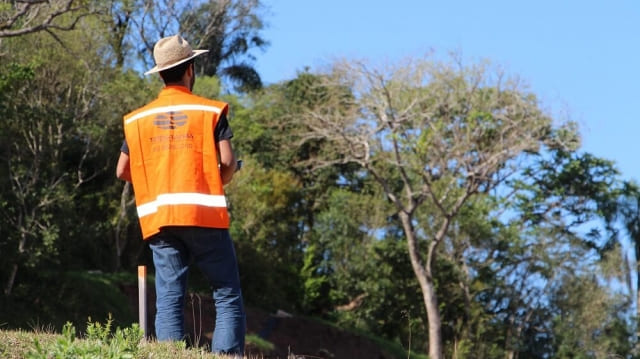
[165,81,188,88]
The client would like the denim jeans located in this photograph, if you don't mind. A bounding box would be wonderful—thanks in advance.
[149,226,246,355]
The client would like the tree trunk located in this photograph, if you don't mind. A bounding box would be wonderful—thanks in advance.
[4,231,27,296]
[505,349,515,359]
[423,272,444,359]
[4,264,18,296]
[505,314,515,359]
[400,212,443,359]
[636,240,640,355]
[114,182,131,271]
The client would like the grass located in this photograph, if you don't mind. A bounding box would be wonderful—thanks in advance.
[0,319,423,359]
[245,333,275,353]
[0,328,230,358]
[0,322,273,359]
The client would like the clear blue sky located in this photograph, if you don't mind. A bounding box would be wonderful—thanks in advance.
[254,0,640,182]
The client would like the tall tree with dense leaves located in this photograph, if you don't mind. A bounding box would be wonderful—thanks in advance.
[465,149,630,357]
[0,32,103,294]
[181,0,268,90]
[224,73,354,312]
[610,180,640,356]
[0,9,158,294]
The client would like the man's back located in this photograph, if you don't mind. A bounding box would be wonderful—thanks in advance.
[123,86,230,239]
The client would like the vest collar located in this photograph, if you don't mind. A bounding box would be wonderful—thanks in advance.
[159,85,192,97]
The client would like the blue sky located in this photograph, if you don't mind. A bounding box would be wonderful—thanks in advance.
[254,0,640,182]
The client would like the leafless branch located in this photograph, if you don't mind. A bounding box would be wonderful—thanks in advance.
[0,0,98,38]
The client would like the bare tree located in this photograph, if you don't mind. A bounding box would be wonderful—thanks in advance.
[0,0,98,39]
[291,56,571,358]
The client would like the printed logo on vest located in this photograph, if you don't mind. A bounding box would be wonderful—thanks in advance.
[153,111,188,129]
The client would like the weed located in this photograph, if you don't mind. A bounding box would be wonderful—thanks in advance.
[27,316,143,359]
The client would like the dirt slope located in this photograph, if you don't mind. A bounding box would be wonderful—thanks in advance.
[121,284,394,359]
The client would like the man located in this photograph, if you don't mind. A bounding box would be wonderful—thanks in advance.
[116,34,245,356]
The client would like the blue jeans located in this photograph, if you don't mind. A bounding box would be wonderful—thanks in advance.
[149,226,245,355]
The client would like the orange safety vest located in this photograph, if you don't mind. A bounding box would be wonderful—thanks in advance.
[123,86,229,239]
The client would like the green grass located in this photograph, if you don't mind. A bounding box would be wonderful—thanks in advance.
[245,333,275,352]
[0,321,269,359]
[0,328,230,358]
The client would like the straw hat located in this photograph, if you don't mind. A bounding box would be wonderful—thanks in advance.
[144,35,209,75]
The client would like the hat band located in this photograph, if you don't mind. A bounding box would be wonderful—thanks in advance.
[157,52,194,69]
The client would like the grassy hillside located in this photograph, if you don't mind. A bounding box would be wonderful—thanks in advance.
[0,326,254,359]
[0,271,426,359]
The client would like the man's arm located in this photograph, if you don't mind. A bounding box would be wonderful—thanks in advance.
[217,139,236,185]
[116,152,132,182]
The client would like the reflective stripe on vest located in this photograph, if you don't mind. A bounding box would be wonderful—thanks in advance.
[137,193,227,218]
[125,104,222,125]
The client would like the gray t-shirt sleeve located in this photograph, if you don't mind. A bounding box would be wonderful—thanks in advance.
[120,113,233,155]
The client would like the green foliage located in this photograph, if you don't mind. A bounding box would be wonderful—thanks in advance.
[28,317,142,359]
[180,0,268,91]
[245,333,275,352]
[227,73,361,314]
[0,271,135,332]
[300,242,332,313]
[192,75,222,99]
[550,270,633,358]
[226,158,305,311]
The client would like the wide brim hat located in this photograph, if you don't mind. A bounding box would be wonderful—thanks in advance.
[144,34,209,75]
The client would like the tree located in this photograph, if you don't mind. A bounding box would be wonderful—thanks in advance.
[288,56,576,358]
[181,0,268,90]
[0,11,156,293]
[224,159,306,311]
[106,0,267,91]
[0,47,96,294]
[0,0,98,39]
[464,149,630,358]
[0,61,66,295]
[228,72,361,312]
[311,186,428,347]
[550,264,632,358]
[611,180,640,355]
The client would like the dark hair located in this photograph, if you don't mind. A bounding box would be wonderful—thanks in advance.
[159,59,195,84]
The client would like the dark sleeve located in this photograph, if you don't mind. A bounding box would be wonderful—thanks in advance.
[120,140,129,155]
[215,112,233,142]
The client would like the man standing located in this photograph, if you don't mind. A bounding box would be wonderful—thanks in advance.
[116,34,245,356]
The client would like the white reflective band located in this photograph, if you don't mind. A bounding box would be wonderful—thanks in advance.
[137,193,227,218]
[125,104,222,125]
